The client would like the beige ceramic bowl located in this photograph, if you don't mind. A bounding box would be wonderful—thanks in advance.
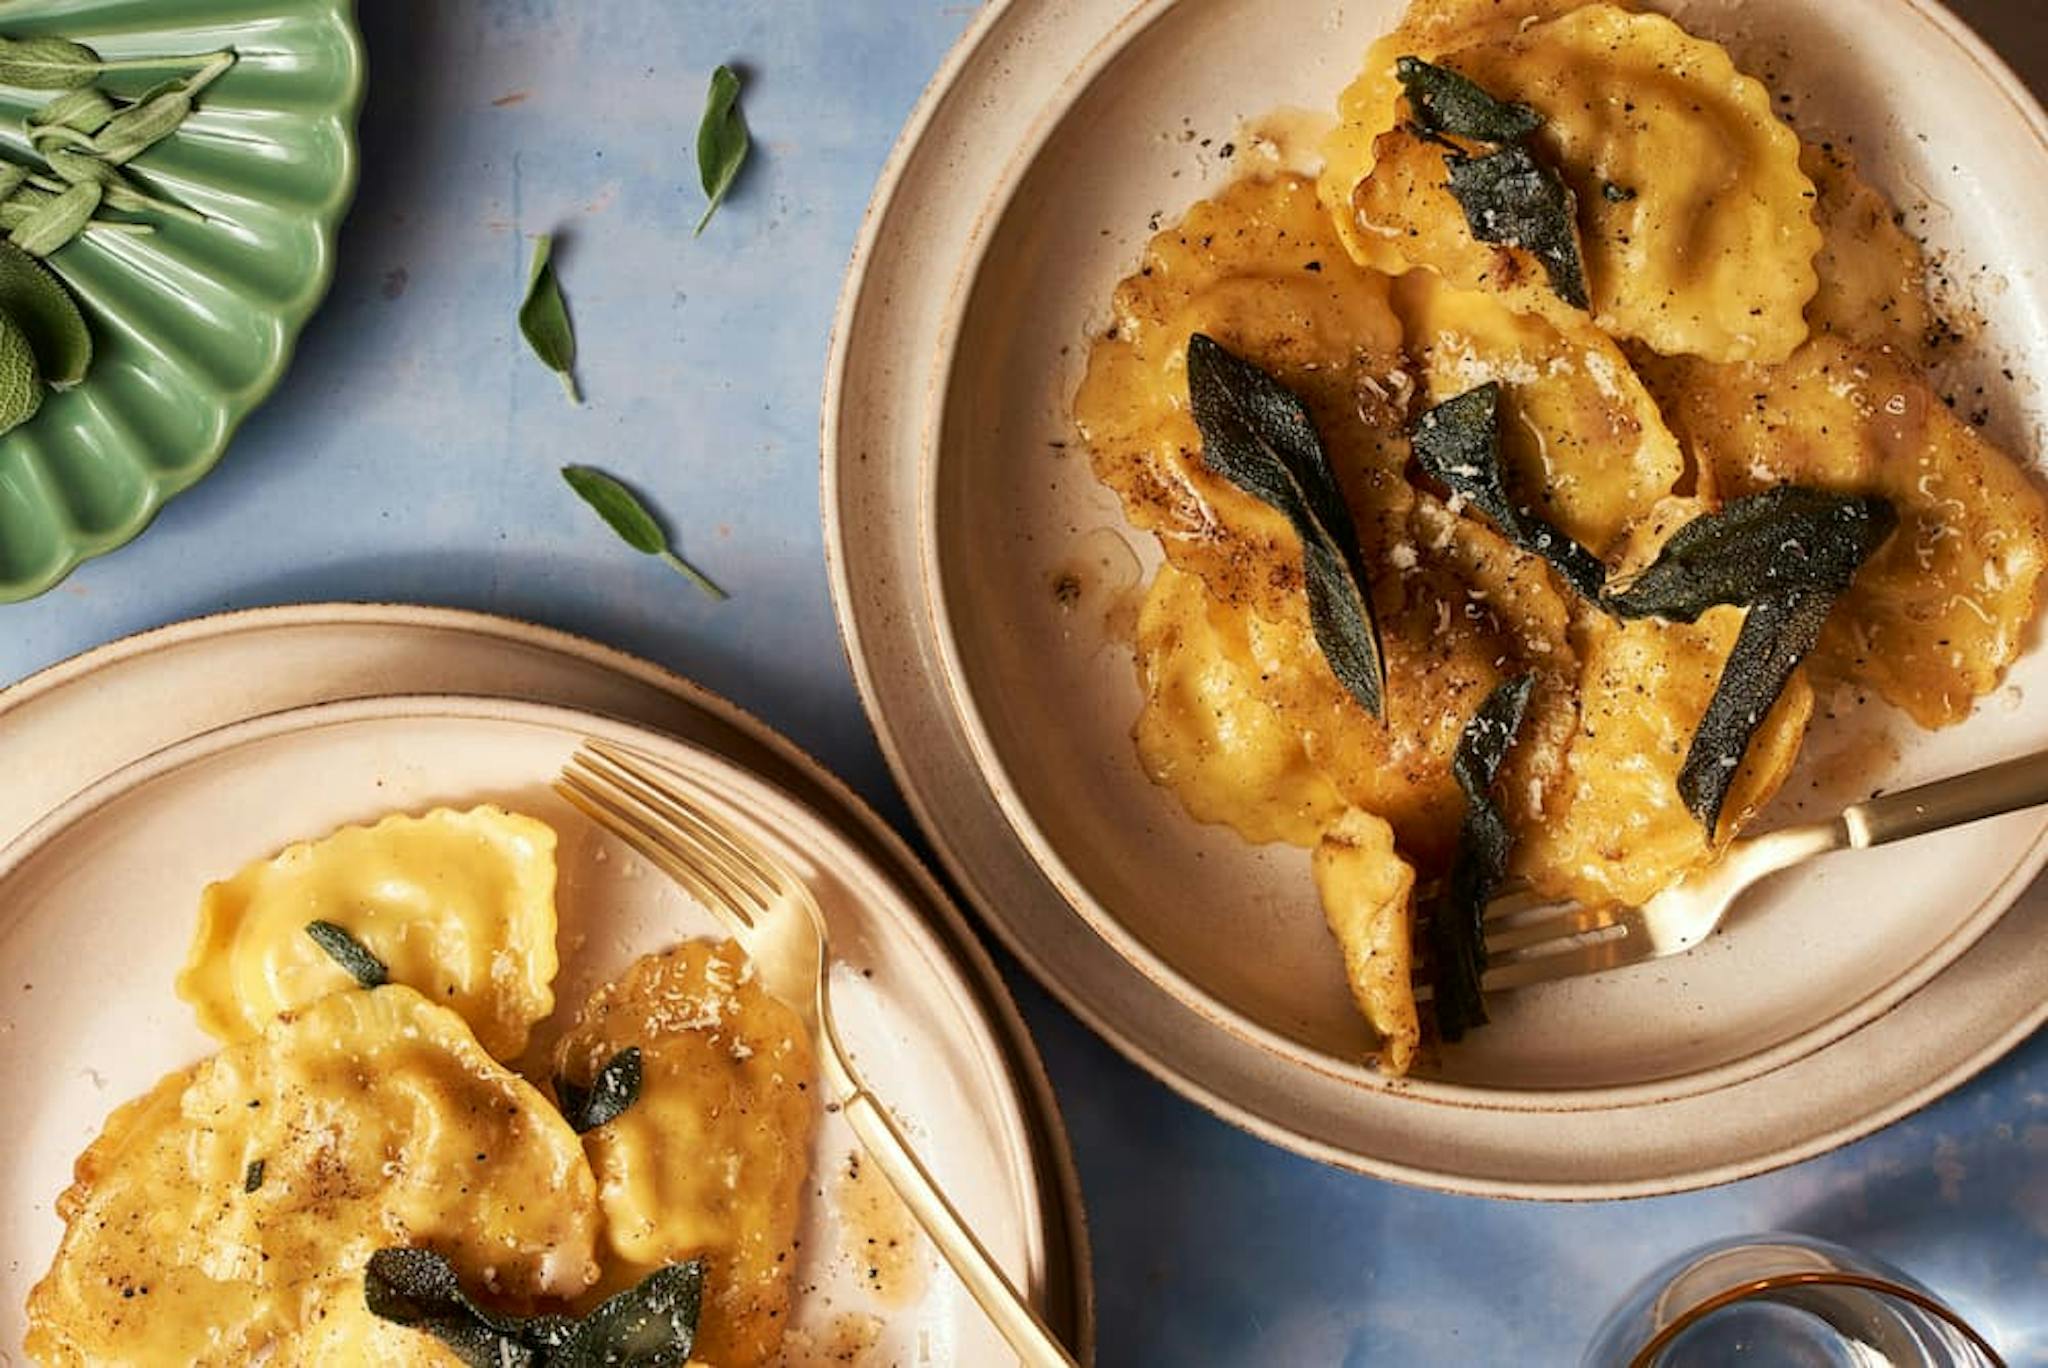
[826,0,2048,1193]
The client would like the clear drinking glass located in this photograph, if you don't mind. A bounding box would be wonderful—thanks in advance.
[1583,1234,2005,1368]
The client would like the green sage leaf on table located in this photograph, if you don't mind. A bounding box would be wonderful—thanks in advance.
[0,311,44,436]
[1395,55,1543,144]
[304,919,388,989]
[695,64,749,236]
[1427,673,1534,1044]
[1445,143,1589,309]
[1604,486,1899,621]
[1411,381,1608,602]
[553,1046,643,1133]
[0,37,105,91]
[365,1247,706,1368]
[1185,331,1386,717]
[30,87,117,136]
[1679,590,1834,834]
[561,465,729,601]
[0,239,90,387]
[519,234,579,403]
[9,179,100,257]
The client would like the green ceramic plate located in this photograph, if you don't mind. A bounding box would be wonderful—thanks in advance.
[0,0,363,602]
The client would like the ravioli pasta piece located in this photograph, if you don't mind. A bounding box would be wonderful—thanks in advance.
[1320,0,1592,268]
[1344,5,1821,363]
[177,805,560,1061]
[1133,563,1348,848]
[1312,809,1422,1075]
[1641,338,2048,727]
[1802,142,1932,359]
[1392,271,1685,554]
[553,940,817,1368]
[1513,609,1814,909]
[25,988,602,1368]
[1244,502,1577,870]
[1075,173,1414,628]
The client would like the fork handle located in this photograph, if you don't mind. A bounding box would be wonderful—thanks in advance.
[1844,747,2048,847]
[837,1086,1080,1367]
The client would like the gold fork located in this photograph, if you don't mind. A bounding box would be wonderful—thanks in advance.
[555,741,1080,1368]
[1479,748,2048,991]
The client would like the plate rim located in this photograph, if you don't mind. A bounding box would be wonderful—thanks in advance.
[0,0,371,603]
[821,0,2048,1190]
[0,686,1072,1352]
[0,603,1095,1348]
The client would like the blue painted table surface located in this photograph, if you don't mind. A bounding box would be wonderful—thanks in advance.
[3,3,2045,1364]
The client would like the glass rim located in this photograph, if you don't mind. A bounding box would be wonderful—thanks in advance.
[1628,1269,2007,1368]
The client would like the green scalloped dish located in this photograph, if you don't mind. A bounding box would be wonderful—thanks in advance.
[0,0,363,602]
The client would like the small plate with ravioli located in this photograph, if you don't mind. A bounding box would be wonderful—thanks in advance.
[825,0,2048,1186]
[0,695,1063,1364]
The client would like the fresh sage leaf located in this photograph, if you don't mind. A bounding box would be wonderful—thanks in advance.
[0,239,90,387]
[561,465,729,601]
[1185,332,1386,716]
[0,163,30,202]
[364,1247,536,1368]
[9,180,100,257]
[1411,382,1608,602]
[553,1046,643,1133]
[30,88,117,136]
[1395,55,1543,144]
[365,1247,705,1368]
[304,920,388,989]
[1604,486,1899,622]
[0,37,105,91]
[1679,589,1833,833]
[695,64,749,236]
[1427,674,1535,1043]
[1444,143,1589,309]
[519,233,579,403]
[0,311,44,436]
[242,1159,265,1193]
[95,57,231,166]
[37,155,203,224]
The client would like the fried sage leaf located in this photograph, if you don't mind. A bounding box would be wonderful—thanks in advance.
[1445,144,1589,309]
[1605,486,1899,621]
[1411,382,1607,601]
[304,919,388,988]
[365,1247,705,1368]
[1186,332,1385,716]
[1395,55,1543,144]
[1428,674,1535,1043]
[1679,589,1833,833]
[553,1045,643,1134]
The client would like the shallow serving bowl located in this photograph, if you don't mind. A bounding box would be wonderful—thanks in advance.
[826,0,2048,1193]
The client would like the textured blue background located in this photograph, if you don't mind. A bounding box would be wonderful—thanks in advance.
[2,2,2044,1363]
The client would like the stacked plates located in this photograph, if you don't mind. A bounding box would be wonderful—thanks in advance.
[822,0,2048,1196]
[0,606,1093,1360]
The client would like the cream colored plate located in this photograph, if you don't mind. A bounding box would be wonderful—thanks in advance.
[0,610,1090,1360]
[824,0,2048,1193]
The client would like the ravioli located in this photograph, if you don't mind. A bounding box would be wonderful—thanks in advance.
[1341,4,1821,364]
[1391,270,1685,554]
[1641,338,2048,727]
[1312,810,1421,1074]
[1075,172,1413,628]
[1514,609,1814,909]
[24,987,602,1367]
[553,941,817,1368]
[177,805,560,1061]
[1803,143,1931,359]
[1134,563,1347,848]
